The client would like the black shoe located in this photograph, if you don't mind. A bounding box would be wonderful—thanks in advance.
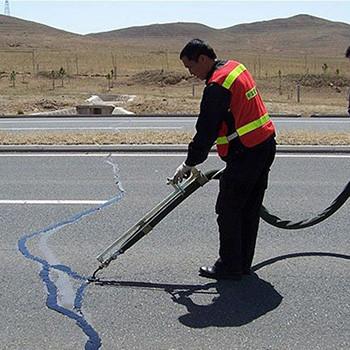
[199,265,242,280]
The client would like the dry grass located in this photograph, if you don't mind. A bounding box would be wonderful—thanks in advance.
[1,34,349,116]
[1,21,349,121]
[277,131,350,145]
[1,71,349,116]
[1,48,349,78]
[0,131,349,145]
[1,15,349,147]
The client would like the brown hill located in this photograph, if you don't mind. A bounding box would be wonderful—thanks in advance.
[88,22,217,40]
[88,14,350,56]
[0,14,98,49]
[222,14,350,55]
[0,14,349,56]
[87,22,224,53]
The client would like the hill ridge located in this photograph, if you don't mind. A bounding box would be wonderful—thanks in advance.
[0,14,349,56]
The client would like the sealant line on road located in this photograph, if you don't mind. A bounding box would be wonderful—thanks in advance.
[17,155,125,350]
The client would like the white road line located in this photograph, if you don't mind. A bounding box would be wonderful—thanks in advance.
[0,119,348,124]
[0,127,183,131]
[276,120,350,123]
[0,200,107,205]
[0,153,349,158]
[0,119,195,124]
[0,153,347,205]
[277,154,350,158]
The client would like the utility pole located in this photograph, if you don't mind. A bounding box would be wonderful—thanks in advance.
[4,0,10,16]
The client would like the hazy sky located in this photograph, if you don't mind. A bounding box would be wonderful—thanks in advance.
[5,1,350,35]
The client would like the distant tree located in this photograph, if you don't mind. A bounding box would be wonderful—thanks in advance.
[321,63,328,74]
[10,70,16,88]
[278,69,282,95]
[110,69,114,87]
[58,67,66,87]
[51,70,56,90]
[106,72,112,90]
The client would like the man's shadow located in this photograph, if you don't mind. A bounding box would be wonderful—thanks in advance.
[170,273,281,328]
[94,252,349,328]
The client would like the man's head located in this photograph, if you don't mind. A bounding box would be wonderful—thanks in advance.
[346,46,350,59]
[180,39,217,80]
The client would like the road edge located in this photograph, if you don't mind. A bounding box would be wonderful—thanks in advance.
[0,144,349,153]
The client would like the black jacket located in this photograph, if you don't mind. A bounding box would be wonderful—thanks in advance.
[185,60,233,166]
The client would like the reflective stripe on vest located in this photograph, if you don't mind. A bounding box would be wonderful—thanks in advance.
[215,113,270,145]
[237,113,270,136]
[222,63,246,89]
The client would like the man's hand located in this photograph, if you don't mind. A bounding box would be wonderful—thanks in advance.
[172,162,192,184]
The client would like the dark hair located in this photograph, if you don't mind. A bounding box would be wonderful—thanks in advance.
[180,39,217,61]
[346,46,350,58]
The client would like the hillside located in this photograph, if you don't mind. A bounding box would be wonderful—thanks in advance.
[88,22,217,40]
[0,14,98,49]
[0,13,349,56]
[223,14,350,55]
[88,14,350,56]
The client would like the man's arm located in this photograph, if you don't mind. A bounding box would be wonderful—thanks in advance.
[185,83,231,166]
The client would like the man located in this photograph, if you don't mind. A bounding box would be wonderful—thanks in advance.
[346,46,350,115]
[171,39,276,280]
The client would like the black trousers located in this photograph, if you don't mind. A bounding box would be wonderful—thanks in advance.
[215,137,276,273]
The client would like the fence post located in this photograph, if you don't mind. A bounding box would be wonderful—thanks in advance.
[75,55,79,75]
[51,70,56,90]
[31,49,36,76]
[278,70,282,95]
[296,82,301,103]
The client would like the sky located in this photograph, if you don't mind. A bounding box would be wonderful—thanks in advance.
[4,0,350,35]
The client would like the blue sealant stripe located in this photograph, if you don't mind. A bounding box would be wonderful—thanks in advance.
[40,265,102,349]
[17,190,125,349]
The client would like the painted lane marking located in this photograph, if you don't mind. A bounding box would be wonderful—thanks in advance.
[0,119,195,124]
[0,118,348,124]
[275,120,350,124]
[0,200,107,204]
[0,153,349,158]
[0,126,183,131]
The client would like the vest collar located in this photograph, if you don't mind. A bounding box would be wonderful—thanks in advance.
[205,59,227,84]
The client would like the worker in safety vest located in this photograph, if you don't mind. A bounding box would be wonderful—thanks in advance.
[171,39,276,280]
[346,46,350,115]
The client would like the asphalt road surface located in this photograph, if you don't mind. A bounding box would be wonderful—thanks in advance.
[0,152,349,349]
[0,116,350,133]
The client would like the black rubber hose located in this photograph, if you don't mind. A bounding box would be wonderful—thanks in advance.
[204,168,350,230]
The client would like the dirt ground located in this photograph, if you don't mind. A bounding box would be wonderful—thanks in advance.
[1,70,349,116]
[0,70,349,145]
